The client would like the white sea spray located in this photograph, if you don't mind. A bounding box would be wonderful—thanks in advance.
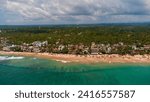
[0,56,24,61]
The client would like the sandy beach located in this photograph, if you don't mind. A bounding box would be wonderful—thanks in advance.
[0,51,150,64]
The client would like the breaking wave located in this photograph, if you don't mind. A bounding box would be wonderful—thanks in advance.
[0,56,24,61]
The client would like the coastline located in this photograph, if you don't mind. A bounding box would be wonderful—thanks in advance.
[0,51,150,64]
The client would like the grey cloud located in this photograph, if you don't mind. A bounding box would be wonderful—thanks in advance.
[1,0,150,24]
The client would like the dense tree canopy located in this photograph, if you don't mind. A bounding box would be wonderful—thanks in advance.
[1,25,150,46]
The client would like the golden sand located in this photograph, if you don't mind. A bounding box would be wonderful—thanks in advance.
[0,51,150,64]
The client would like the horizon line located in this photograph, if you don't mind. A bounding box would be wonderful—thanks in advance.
[1,22,150,26]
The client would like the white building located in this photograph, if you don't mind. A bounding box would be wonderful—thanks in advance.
[32,41,48,47]
[2,46,11,52]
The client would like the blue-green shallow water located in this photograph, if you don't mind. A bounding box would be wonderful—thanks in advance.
[0,56,150,85]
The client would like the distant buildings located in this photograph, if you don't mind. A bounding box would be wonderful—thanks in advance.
[0,40,49,53]
[144,45,150,49]
[32,41,48,47]
[58,45,65,51]
[91,42,99,55]
[1,37,150,55]
[2,46,11,52]
[2,45,17,52]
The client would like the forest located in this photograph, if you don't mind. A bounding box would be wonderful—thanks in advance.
[1,25,150,46]
[1,24,150,55]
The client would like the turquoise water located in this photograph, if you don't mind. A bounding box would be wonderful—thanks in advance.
[0,56,150,85]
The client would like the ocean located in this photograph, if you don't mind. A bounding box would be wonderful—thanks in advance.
[0,55,150,85]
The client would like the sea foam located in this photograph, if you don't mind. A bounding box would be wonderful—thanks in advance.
[0,56,24,61]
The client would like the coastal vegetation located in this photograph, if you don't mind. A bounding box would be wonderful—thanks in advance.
[1,24,150,55]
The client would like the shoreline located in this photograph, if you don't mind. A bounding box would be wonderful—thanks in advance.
[0,51,150,64]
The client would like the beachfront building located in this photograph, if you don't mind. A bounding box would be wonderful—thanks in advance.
[132,45,137,50]
[91,42,99,55]
[144,45,150,50]
[68,44,77,54]
[2,45,17,52]
[91,48,99,55]
[58,45,65,51]
[2,46,11,52]
[32,41,43,47]
[106,47,112,54]
[33,47,41,53]
[83,46,90,54]
[32,41,48,47]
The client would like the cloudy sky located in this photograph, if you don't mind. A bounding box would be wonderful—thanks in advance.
[0,0,150,25]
